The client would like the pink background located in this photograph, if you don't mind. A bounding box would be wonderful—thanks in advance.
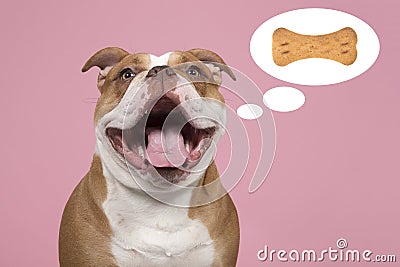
[1,0,399,266]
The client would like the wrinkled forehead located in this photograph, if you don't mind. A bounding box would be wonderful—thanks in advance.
[109,51,200,74]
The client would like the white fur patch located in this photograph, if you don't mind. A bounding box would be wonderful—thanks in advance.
[103,176,215,267]
[149,53,172,69]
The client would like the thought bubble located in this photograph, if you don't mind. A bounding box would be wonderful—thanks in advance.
[250,8,380,85]
[237,104,263,119]
[263,87,305,112]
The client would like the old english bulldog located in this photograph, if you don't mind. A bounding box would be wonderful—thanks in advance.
[59,47,240,266]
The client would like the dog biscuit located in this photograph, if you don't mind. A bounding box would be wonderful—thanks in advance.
[272,27,358,66]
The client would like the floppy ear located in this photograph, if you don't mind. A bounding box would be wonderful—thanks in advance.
[82,47,129,91]
[186,48,236,84]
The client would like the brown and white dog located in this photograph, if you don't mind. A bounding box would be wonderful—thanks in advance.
[59,47,240,266]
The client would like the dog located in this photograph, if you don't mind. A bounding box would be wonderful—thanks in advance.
[59,47,240,266]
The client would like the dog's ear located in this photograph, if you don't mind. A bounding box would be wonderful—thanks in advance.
[186,48,236,84]
[82,47,129,90]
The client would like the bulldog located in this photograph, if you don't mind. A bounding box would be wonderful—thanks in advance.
[59,47,240,266]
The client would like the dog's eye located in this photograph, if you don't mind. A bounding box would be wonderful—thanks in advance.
[120,69,136,80]
[187,66,201,77]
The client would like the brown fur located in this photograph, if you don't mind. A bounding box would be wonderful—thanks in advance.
[59,155,118,266]
[189,162,240,267]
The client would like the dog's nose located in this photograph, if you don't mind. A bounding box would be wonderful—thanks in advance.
[146,65,175,78]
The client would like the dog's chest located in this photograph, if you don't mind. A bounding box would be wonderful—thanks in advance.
[102,185,215,267]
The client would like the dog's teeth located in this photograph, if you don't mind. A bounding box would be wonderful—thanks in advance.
[138,146,144,158]
[185,143,190,153]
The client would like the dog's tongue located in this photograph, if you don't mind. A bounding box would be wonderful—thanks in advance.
[146,125,189,167]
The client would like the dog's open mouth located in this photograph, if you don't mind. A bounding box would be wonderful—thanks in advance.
[106,96,216,183]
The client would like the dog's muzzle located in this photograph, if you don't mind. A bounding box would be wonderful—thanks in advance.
[105,65,222,183]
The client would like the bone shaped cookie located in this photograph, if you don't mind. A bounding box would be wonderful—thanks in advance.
[272,27,358,66]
